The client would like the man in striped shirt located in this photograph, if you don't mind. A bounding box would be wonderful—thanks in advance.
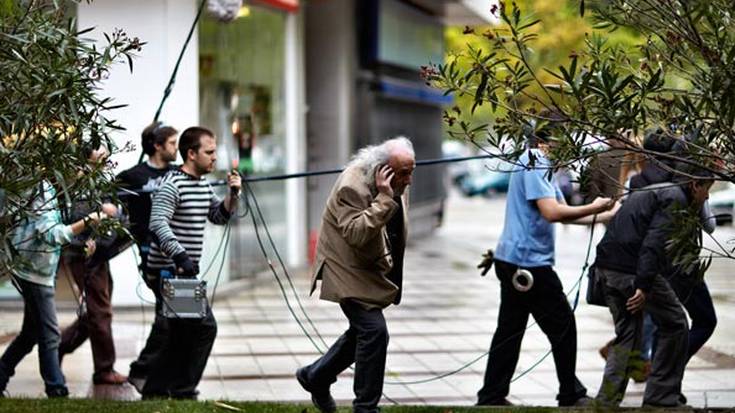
[141,126,240,399]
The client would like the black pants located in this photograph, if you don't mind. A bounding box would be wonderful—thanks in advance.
[128,270,170,380]
[672,280,717,361]
[478,260,587,405]
[141,306,217,397]
[301,299,389,413]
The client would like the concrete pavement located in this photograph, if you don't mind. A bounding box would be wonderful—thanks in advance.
[1,190,735,408]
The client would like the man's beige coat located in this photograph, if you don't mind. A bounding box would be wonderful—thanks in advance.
[310,165,408,309]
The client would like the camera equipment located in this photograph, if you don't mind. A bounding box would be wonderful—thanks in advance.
[512,269,534,292]
[161,275,208,319]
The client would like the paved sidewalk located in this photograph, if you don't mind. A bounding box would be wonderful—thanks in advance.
[2,191,735,408]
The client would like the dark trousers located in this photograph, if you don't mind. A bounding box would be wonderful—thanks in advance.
[128,270,170,379]
[141,297,217,397]
[301,300,389,413]
[0,278,67,397]
[676,280,717,361]
[478,260,587,406]
[58,255,116,375]
[596,268,688,407]
[647,279,717,367]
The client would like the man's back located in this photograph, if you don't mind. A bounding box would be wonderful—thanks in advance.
[117,162,175,244]
[596,184,688,290]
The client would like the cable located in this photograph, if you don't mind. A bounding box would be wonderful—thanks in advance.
[241,178,599,388]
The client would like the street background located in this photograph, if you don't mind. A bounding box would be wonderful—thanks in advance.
[1,189,734,408]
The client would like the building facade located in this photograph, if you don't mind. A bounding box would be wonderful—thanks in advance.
[0,0,490,304]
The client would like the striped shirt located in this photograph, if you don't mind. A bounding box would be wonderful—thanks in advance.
[147,169,230,271]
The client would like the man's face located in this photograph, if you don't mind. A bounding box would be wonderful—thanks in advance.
[691,180,713,207]
[189,135,217,175]
[388,151,415,196]
[157,134,178,163]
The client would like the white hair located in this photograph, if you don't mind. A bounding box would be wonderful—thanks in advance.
[347,136,414,187]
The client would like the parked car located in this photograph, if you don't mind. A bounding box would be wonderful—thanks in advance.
[442,140,473,185]
[710,183,735,225]
[459,158,513,197]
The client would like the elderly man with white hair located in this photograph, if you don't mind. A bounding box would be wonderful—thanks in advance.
[296,137,415,413]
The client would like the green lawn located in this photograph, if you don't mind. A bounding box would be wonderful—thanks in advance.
[0,399,693,412]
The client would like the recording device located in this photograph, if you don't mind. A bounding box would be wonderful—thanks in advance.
[160,272,208,319]
[512,269,534,292]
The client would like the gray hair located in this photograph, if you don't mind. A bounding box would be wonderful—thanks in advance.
[347,136,414,187]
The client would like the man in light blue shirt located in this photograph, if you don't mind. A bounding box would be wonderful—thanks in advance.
[0,181,104,398]
[477,119,616,407]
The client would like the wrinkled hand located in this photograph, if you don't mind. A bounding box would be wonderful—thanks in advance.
[626,288,646,314]
[477,249,495,276]
[84,239,97,258]
[173,252,199,278]
[591,196,615,213]
[375,164,394,198]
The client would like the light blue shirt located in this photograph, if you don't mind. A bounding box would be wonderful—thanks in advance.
[10,181,73,287]
[495,149,563,267]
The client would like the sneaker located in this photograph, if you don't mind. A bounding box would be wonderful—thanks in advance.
[296,367,336,413]
[93,370,127,385]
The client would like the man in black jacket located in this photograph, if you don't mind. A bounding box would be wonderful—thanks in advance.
[594,166,714,407]
[117,122,178,391]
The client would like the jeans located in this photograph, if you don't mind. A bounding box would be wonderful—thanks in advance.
[477,260,587,406]
[300,299,389,413]
[0,277,68,397]
[595,268,688,407]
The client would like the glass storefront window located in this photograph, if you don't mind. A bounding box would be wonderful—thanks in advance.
[199,6,287,279]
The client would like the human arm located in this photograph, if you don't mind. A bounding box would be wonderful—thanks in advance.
[635,200,674,292]
[334,165,399,248]
[566,201,622,225]
[700,200,716,234]
[536,196,614,223]
[149,181,185,258]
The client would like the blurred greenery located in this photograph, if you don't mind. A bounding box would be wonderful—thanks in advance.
[0,0,141,276]
[444,0,642,131]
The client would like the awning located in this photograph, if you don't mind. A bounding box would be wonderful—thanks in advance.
[403,0,499,26]
[251,0,299,13]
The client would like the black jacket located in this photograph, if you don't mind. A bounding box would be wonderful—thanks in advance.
[629,163,672,190]
[595,184,691,292]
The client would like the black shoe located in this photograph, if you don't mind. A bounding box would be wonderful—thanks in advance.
[559,395,593,407]
[141,391,168,400]
[46,387,69,398]
[476,398,513,406]
[679,393,688,404]
[642,401,691,408]
[127,375,146,394]
[296,367,336,413]
[171,390,199,400]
